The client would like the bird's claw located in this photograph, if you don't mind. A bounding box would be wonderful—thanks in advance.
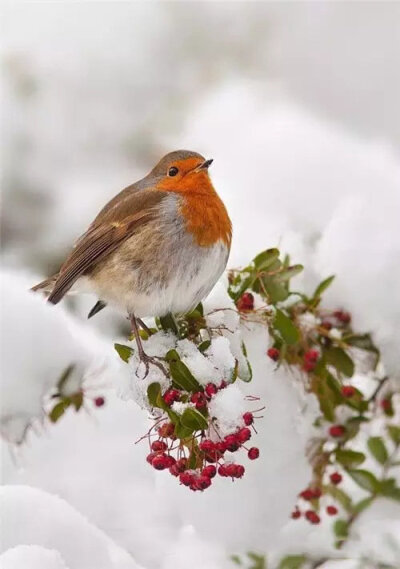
[135,352,168,379]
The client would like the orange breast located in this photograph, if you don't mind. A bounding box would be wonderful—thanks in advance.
[157,171,232,248]
[180,191,232,248]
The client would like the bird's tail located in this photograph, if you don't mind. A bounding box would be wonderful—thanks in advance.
[31,274,59,296]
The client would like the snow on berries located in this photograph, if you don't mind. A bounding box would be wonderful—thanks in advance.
[142,379,261,491]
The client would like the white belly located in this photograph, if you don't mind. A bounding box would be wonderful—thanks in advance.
[82,240,229,318]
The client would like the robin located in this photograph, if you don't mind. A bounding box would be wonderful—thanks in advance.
[32,150,232,375]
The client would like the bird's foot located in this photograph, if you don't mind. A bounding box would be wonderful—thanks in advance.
[135,351,168,379]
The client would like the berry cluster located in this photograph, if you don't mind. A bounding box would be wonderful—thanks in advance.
[291,472,342,524]
[145,382,260,492]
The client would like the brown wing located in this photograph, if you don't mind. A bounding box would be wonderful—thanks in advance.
[48,189,166,304]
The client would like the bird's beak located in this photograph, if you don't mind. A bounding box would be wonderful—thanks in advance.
[196,158,213,172]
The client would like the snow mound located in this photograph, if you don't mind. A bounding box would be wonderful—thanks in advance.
[0,485,144,569]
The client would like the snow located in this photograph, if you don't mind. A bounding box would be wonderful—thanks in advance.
[208,385,247,439]
[0,546,70,569]
[0,486,143,569]
[0,270,123,443]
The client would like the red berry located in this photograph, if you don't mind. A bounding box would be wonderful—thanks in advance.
[237,427,252,443]
[199,439,215,453]
[94,396,105,407]
[312,487,322,499]
[152,454,169,470]
[330,472,342,485]
[341,385,356,398]
[243,412,254,426]
[321,320,332,330]
[165,456,176,467]
[224,434,240,452]
[151,440,168,452]
[329,424,346,438]
[202,465,217,479]
[237,292,254,311]
[169,464,180,476]
[219,380,228,390]
[195,475,212,491]
[224,463,244,478]
[179,471,194,486]
[205,383,218,398]
[326,505,338,516]
[175,458,188,472]
[204,449,223,463]
[248,447,259,460]
[146,452,157,465]
[267,347,280,362]
[218,464,228,477]
[157,422,175,438]
[291,508,301,519]
[300,489,314,501]
[303,361,316,372]
[380,398,392,412]
[215,441,227,453]
[190,392,207,409]
[233,464,245,478]
[163,389,180,406]
[305,510,320,524]
[334,310,351,324]
[304,349,319,362]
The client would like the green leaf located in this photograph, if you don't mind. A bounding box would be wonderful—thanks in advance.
[334,519,349,539]
[165,349,180,362]
[70,391,83,412]
[353,496,375,514]
[246,552,266,569]
[324,347,354,377]
[230,273,254,302]
[174,421,195,439]
[379,478,400,500]
[114,343,133,363]
[324,484,353,512]
[347,469,379,493]
[335,449,366,467]
[253,248,280,270]
[273,309,300,345]
[147,383,168,411]
[260,276,289,303]
[180,408,208,431]
[57,364,75,393]
[313,275,335,299]
[159,313,178,334]
[187,302,203,317]
[278,555,306,569]
[198,340,211,353]
[169,360,202,392]
[387,425,400,445]
[345,333,379,353]
[49,400,70,423]
[274,265,304,283]
[230,555,242,566]
[367,436,389,465]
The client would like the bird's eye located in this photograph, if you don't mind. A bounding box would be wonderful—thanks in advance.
[168,166,179,177]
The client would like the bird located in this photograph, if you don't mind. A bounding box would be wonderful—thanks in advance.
[32,150,232,376]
